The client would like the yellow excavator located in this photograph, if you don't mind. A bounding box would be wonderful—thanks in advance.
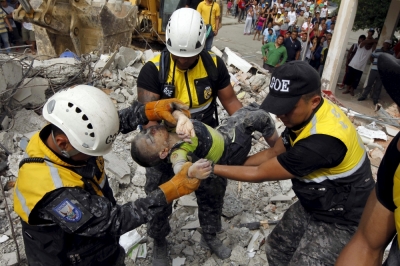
[13,0,222,56]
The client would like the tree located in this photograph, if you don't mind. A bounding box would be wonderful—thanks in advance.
[334,0,398,35]
[353,0,392,33]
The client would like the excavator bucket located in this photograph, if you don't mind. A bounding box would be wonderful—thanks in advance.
[13,0,138,57]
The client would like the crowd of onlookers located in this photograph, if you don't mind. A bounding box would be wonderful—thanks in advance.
[223,0,400,105]
[224,0,334,77]
[0,0,37,54]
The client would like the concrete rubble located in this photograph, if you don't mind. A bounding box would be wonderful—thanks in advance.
[0,45,398,265]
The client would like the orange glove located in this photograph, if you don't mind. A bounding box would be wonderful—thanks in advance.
[145,99,191,125]
[159,162,201,203]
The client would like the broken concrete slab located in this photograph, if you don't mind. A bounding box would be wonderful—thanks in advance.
[270,194,292,202]
[178,195,198,207]
[230,245,250,265]
[222,193,243,218]
[172,257,186,266]
[132,166,146,187]
[182,246,194,256]
[0,57,23,94]
[0,132,14,152]
[30,58,81,79]
[104,152,131,185]
[12,85,32,102]
[13,78,48,107]
[2,252,17,266]
[223,47,252,73]
[249,74,266,92]
[0,115,10,130]
[190,230,202,243]
[115,47,142,70]
[181,219,200,230]
[279,180,293,194]
[11,109,47,134]
[124,63,143,78]
[109,92,125,103]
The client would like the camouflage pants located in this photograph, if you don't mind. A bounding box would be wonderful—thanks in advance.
[266,201,357,266]
[145,163,227,239]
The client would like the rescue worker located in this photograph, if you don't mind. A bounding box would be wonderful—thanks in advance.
[210,61,375,265]
[135,8,271,265]
[13,85,209,266]
[335,54,400,266]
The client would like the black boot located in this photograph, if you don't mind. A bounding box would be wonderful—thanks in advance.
[200,233,232,259]
[152,238,168,266]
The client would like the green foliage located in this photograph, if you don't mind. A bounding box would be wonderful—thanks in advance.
[334,0,399,33]
[353,0,391,32]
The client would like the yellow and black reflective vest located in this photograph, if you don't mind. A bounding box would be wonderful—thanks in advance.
[13,125,120,266]
[14,129,107,224]
[290,99,374,225]
[151,50,219,127]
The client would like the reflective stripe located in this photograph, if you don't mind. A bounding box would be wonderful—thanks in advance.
[44,158,63,188]
[310,115,317,135]
[299,152,367,183]
[15,186,30,218]
[190,101,212,114]
[153,62,159,67]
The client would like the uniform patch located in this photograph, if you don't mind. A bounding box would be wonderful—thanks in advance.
[204,86,212,100]
[53,199,82,222]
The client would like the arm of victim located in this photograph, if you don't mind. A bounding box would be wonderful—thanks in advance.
[171,149,212,180]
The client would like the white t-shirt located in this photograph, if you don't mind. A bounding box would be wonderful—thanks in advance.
[320,7,328,17]
[304,11,310,18]
[288,11,297,26]
[348,45,374,72]
[23,22,34,31]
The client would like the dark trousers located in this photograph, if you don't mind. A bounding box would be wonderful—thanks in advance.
[360,69,382,102]
[238,9,245,21]
[145,163,227,239]
[8,27,22,45]
[263,63,275,73]
[266,201,357,266]
[344,66,363,90]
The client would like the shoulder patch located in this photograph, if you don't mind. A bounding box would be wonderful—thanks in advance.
[45,189,93,233]
[53,199,82,222]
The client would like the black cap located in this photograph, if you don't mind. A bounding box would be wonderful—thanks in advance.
[378,54,400,106]
[260,61,321,115]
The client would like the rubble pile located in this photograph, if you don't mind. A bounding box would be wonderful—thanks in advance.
[0,46,397,265]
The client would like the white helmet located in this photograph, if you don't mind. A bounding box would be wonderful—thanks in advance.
[43,85,119,156]
[166,8,206,57]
